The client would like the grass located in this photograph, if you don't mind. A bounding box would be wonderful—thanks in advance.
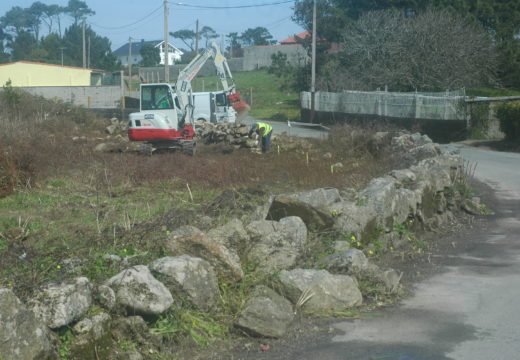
[466,88,520,97]
[191,69,300,121]
[151,308,228,346]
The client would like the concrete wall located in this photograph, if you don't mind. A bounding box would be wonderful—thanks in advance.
[301,91,467,121]
[0,61,92,87]
[242,44,308,70]
[19,86,126,109]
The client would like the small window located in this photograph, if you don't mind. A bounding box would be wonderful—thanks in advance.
[135,120,141,127]
[141,85,173,110]
[215,92,228,106]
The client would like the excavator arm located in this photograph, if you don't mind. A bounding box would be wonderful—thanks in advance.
[175,41,248,124]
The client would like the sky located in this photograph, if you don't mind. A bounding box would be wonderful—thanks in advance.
[0,0,305,51]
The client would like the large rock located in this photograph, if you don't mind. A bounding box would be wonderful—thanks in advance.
[410,157,454,192]
[207,218,250,256]
[377,268,402,293]
[0,288,55,360]
[330,200,377,236]
[389,169,417,185]
[409,143,440,161]
[288,188,342,208]
[359,176,398,228]
[318,248,369,274]
[236,286,294,338]
[105,265,173,315]
[149,255,219,311]
[393,188,421,224]
[96,285,116,310]
[164,225,244,281]
[268,195,335,229]
[278,269,362,312]
[71,313,112,360]
[245,216,307,273]
[111,316,162,354]
[28,277,93,329]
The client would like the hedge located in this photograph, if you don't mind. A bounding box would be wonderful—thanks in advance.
[497,101,520,141]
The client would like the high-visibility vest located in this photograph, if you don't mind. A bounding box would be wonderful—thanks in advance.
[257,122,272,137]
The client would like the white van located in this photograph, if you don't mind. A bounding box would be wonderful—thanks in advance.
[192,91,237,123]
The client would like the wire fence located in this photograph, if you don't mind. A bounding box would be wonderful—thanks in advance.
[301,89,467,121]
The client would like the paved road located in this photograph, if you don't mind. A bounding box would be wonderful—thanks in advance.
[242,117,329,139]
[275,145,520,360]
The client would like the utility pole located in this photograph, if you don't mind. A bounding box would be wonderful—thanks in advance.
[87,35,91,68]
[163,0,169,83]
[60,47,66,66]
[221,34,224,53]
[195,19,199,55]
[310,0,317,123]
[128,37,133,80]
[82,18,86,68]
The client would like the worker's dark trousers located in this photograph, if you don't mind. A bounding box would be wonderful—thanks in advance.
[262,131,272,153]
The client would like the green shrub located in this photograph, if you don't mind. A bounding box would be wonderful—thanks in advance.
[496,101,520,141]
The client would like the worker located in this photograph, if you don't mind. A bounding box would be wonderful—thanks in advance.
[249,122,273,153]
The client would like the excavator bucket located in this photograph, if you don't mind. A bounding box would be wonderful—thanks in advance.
[229,92,250,123]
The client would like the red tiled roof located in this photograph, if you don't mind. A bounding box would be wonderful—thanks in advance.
[280,31,311,44]
[280,31,326,44]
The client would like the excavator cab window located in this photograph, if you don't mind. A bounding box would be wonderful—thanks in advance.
[141,85,174,110]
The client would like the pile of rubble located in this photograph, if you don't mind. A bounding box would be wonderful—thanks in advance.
[195,120,257,149]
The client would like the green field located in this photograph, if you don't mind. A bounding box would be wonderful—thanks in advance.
[191,69,301,121]
[466,88,520,97]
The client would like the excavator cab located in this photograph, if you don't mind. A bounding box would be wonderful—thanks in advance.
[128,83,196,154]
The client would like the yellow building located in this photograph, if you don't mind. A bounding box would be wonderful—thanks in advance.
[0,61,94,87]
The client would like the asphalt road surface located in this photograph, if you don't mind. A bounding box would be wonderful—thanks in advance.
[242,118,330,139]
[260,144,520,360]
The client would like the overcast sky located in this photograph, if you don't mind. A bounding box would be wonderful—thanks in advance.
[0,0,305,51]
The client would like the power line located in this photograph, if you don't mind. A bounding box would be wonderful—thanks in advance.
[88,3,163,30]
[97,12,164,36]
[170,0,294,10]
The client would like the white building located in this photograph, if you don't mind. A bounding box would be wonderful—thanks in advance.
[113,40,183,66]
[154,41,183,65]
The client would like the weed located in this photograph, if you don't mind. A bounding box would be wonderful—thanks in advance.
[392,222,407,235]
[57,328,74,359]
[407,233,428,249]
[357,276,400,306]
[0,237,7,254]
[355,196,369,206]
[151,308,227,346]
[369,237,385,257]
[117,339,137,352]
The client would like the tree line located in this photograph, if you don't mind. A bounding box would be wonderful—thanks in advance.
[292,0,520,90]
[171,26,276,60]
[0,0,278,70]
[0,0,118,70]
